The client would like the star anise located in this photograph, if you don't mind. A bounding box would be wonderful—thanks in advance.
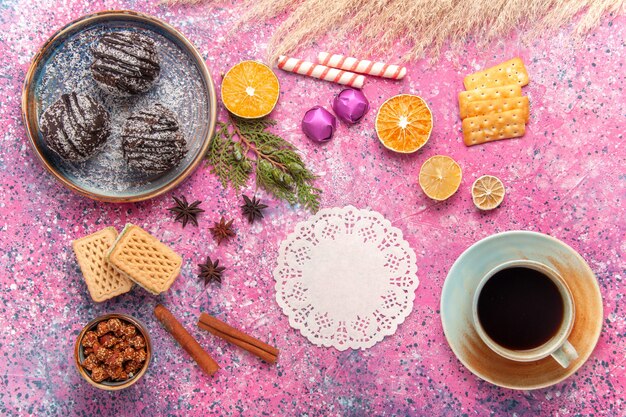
[198,256,225,286]
[241,194,269,224]
[168,196,205,228]
[209,217,235,245]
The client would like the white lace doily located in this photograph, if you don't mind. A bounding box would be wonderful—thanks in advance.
[274,206,419,350]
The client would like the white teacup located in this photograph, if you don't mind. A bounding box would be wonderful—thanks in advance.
[472,260,579,368]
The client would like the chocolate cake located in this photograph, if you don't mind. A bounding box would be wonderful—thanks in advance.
[39,92,111,162]
[91,31,160,96]
[121,104,187,175]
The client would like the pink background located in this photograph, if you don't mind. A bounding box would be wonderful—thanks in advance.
[1,1,625,415]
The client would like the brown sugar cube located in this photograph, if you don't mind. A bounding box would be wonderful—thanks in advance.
[93,344,112,362]
[122,347,136,362]
[117,370,129,381]
[120,324,137,338]
[82,331,98,348]
[81,354,99,371]
[129,335,146,349]
[99,334,120,348]
[106,224,182,295]
[124,360,143,375]
[96,321,109,337]
[90,366,109,383]
[132,348,147,363]
[459,96,529,120]
[463,57,529,90]
[72,227,134,302]
[115,340,130,351]
[91,341,103,356]
[105,351,124,368]
[106,365,128,381]
[462,109,526,146]
[107,318,123,335]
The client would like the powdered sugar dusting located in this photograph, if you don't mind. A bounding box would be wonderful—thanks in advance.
[35,22,210,197]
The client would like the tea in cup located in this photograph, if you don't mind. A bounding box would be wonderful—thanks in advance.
[472,260,578,368]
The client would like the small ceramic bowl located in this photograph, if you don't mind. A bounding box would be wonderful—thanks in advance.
[74,313,152,391]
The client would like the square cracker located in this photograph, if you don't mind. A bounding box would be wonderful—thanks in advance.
[458,85,522,112]
[460,96,529,120]
[464,58,529,90]
[107,224,182,295]
[462,109,526,146]
[72,227,133,302]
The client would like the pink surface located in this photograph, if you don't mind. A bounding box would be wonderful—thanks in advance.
[1,1,625,415]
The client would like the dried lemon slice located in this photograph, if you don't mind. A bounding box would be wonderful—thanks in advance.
[418,155,462,201]
[472,175,505,210]
[221,61,280,119]
[375,94,433,153]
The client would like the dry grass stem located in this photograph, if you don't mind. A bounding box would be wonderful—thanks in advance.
[230,0,625,63]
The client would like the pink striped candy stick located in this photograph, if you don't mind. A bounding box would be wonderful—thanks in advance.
[317,52,407,80]
[277,55,365,89]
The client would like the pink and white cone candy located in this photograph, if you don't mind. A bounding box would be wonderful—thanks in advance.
[317,52,407,80]
[277,56,365,89]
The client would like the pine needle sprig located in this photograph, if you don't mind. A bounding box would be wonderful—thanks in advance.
[206,121,251,190]
[206,115,321,213]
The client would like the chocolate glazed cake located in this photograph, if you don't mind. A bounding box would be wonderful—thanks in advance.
[122,104,187,175]
[91,31,161,96]
[39,92,111,162]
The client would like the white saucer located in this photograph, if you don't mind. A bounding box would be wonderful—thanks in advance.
[440,231,603,390]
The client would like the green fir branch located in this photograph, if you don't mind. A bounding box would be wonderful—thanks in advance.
[206,115,321,212]
[206,122,251,190]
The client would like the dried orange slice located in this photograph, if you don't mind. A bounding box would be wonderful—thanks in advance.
[419,155,462,201]
[472,175,505,210]
[375,94,433,153]
[221,61,280,119]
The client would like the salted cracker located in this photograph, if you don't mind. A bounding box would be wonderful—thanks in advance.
[72,227,134,302]
[458,85,522,112]
[464,58,529,90]
[462,109,526,146]
[107,224,182,295]
[460,96,529,120]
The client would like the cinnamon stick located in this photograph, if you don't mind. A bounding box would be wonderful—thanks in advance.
[198,313,279,363]
[154,304,219,376]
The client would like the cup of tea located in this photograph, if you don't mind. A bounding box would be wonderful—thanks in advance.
[472,259,579,368]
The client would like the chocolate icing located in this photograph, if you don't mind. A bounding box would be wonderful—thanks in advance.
[91,31,160,96]
[122,104,186,175]
[39,92,111,162]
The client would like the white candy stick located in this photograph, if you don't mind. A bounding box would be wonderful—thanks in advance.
[317,52,407,80]
[277,55,365,89]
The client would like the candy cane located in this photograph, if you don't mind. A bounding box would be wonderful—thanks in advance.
[317,52,407,80]
[277,56,365,89]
